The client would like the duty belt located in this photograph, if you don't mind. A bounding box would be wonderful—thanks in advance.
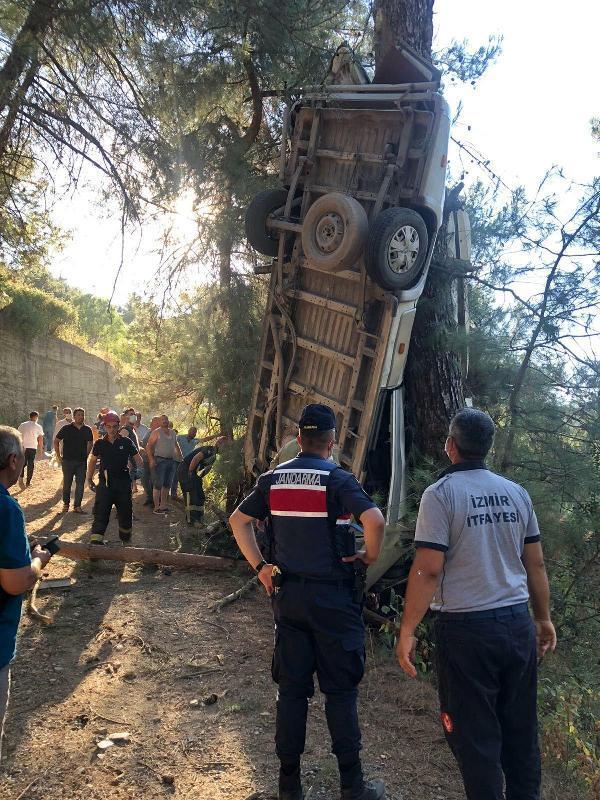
[273,568,361,601]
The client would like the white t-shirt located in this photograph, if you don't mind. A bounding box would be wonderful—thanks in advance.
[54,418,71,436]
[18,420,44,450]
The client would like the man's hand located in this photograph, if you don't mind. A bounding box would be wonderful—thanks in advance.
[342,549,373,566]
[396,628,418,678]
[88,478,96,492]
[535,619,557,660]
[258,564,275,596]
[31,544,52,568]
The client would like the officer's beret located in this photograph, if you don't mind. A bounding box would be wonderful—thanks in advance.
[298,403,336,432]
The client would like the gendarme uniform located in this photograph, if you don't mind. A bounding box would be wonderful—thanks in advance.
[90,435,138,543]
[237,404,377,797]
[416,460,542,800]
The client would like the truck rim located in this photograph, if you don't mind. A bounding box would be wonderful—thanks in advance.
[315,212,345,253]
[387,225,420,273]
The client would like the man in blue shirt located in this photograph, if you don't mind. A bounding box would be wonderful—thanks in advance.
[0,426,54,762]
[42,405,58,453]
[230,404,386,800]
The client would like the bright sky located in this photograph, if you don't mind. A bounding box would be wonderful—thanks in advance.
[50,0,598,304]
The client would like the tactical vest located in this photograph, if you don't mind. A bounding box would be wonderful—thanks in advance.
[267,454,354,578]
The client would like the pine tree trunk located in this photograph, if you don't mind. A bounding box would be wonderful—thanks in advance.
[404,255,465,462]
[373,0,465,464]
[373,0,434,61]
[0,0,57,115]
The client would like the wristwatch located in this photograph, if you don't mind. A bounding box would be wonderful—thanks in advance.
[254,559,267,574]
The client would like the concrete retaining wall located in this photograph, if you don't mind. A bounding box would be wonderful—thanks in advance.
[0,319,119,422]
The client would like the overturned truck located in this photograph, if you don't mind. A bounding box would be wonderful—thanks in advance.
[243,43,465,590]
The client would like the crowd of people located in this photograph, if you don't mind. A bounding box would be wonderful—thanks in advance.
[1,401,557,800]
[14,404,227,543]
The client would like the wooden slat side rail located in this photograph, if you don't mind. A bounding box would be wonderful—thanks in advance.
[286,288,358,318]
[287,380,346,416]
[280,332,355,368]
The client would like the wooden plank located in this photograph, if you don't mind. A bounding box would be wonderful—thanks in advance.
[287,380,346,416]
[354,295,395,477]
[300,259,363,283]
[315,147,386,165]
[286,288,358,318]
[281,332,355,368]
[337,331,367,457]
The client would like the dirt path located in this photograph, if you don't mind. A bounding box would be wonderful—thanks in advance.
[0,463,466,800]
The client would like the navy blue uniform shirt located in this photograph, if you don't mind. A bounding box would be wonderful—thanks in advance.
[239,452,376,577]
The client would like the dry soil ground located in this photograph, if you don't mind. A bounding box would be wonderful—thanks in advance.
[0,463,565,800]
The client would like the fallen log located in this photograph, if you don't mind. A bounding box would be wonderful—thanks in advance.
[52,540,237,571]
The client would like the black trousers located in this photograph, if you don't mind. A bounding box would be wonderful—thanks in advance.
[61,459,86,507]
[180,471,205,523]
[435,603,541,800]
[91,480,133,540]
[271,579,365,763]
[21,448,36,484]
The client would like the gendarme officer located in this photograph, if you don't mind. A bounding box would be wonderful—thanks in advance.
[397,408,557,800]
[230,404,386,800]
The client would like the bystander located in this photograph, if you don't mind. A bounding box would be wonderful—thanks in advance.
[0,427,54,763]
[17,412,43,489]
[54,408,93,513]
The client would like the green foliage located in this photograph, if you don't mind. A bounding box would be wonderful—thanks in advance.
[123,275,263,432]
[0,270,75,339]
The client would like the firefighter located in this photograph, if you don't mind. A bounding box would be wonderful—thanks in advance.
[178,435,227,526]
[86,411,143,544]
[397,408,557,800]
[229,404,387,800]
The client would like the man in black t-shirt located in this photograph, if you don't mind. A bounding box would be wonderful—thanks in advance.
[86,411,143,544]
[55,407,93,513]
[177,438,225,525]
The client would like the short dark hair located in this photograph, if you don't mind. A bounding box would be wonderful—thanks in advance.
[299,428,335,451]
[73,407,85,415]
[449,408,495,459]
[29,411,39,419]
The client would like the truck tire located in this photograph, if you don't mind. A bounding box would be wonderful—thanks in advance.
[245,189,290,256]
[302,193,368,272]
[366,207,429,290]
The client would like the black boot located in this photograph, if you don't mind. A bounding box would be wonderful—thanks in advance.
[279,762,303,800]
[339,759,385,800]
[340,778,386,800]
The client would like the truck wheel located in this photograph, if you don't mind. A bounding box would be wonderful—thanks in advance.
[366,207,429,290]
[302,193,368,272]
[245,189,290,256]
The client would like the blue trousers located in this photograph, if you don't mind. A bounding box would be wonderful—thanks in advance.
[435,603,541,800]
[43,429,54,452]
[271,579,365,763]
